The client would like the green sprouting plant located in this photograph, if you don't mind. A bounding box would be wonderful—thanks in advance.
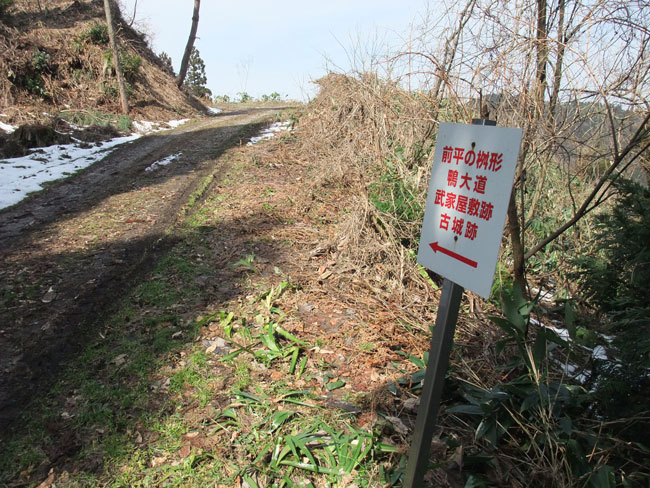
[103,50,142,82]
[387,352,428,395]
[26,74,47,96]
[116,114,132,132]
[24,49,51,98]
[369,169,422,224]
[260,92,282,102]
[120,51,142,82]
[31,49,50,72]
[267,421,398,480]
[444,282,647,487]
[218,294,307,376]
[256,281,294,312]
[237,91,253,103]
[100,80,118,99]
[223,316,307,374]
[214,94,230,103]
[158,51,174,75]
[60,107,132,133]
[85,21,109,44]
[214,390,401,487]
[232,253,257,272]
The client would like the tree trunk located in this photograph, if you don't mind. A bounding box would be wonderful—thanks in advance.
[548,0,565,120]
[534,0,548,115]
[176,0,201,88]
[505,0,549,296]
[104,0,129,114]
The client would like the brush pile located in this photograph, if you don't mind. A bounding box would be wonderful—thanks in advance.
[294,73,445,313]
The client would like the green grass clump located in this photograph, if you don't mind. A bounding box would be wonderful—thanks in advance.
[85,22,109,44]
[59,109,132,132]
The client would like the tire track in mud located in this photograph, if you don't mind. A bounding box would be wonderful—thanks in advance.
[0,108,286,432]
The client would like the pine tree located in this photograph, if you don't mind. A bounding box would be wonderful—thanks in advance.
[159,51,174,76]
[183,47,211,98]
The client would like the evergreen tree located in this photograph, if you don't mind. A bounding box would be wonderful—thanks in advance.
[183,47,211,98]
[159,51,174,76]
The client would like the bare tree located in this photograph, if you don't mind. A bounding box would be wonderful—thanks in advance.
[104,0,129,114]
[128,0,138,27]
[176,0,201,88]
[399,0,650,294]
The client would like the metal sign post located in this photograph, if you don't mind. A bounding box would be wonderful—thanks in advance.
[403,118,507,487]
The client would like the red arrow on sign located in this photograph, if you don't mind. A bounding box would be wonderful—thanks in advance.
[429,242,478,268]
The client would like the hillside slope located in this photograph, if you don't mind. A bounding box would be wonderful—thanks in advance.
[0,0,205,127]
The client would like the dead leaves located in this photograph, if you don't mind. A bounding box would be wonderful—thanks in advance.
[41,286,56,303]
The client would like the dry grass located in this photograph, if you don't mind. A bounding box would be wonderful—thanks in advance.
[0,0,201,124]
[291,74,440,314]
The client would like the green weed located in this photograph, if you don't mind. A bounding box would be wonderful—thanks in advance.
[232,253,257,272]
[84,21,109,44]
[31,49,51,72]
[134,279,178,308]
[58,108,132,132]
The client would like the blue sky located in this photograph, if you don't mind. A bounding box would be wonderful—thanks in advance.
[121,0,428,101]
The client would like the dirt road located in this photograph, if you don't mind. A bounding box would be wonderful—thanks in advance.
[0,108,284,430]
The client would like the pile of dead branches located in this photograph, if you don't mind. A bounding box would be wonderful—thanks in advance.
[293,73,444,313]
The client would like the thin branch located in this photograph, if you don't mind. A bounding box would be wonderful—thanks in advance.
[525,113,650,260]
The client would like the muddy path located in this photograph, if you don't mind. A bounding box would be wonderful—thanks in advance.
[0,107,288,431]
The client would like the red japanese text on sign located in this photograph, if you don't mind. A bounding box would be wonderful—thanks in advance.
[418,122,523,299]
[441,145,504,173]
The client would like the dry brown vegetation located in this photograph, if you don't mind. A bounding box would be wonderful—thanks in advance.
[0,0,203,126]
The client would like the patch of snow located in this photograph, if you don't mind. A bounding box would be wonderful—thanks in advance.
[0,134,138,210]
[131,120,157,133]
[132,118,189,134]
[564,362,579,375]
[247,121,293,146]
[592,345,608,361]
[0,116,195,210]
[530,286,554,303]
[145,152,182,173]
[207,107,222,115]
[166,119,190,130]
[0,121,17,134]
[574,372,591,385]
[541,323,571,342]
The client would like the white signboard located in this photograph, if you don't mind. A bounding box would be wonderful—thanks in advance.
[417,122,523,298]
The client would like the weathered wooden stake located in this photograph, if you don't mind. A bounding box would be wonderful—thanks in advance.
[402,278,463,487]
